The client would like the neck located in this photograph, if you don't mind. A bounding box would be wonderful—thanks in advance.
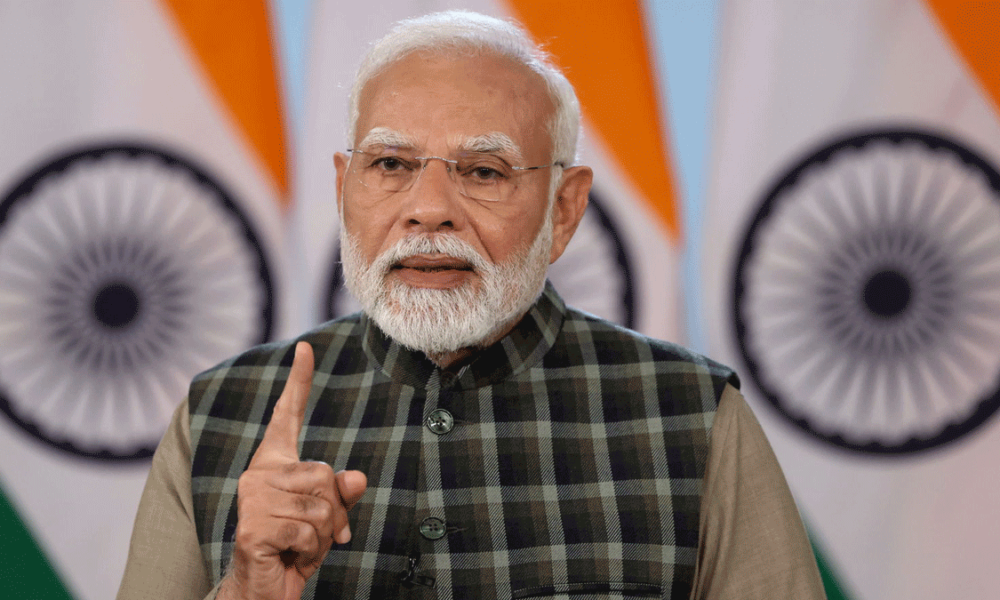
[425,347,478,371]
[423,310,526,370]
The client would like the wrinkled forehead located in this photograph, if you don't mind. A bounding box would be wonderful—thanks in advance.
[353,50,555,160]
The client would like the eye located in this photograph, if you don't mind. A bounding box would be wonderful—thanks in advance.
[372,156,411,172]
[470,165,504,180]
[460,158,510,182]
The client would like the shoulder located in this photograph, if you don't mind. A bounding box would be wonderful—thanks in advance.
[557,306,740,390]
[546,307,740,398]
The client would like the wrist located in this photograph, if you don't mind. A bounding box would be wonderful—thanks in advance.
[215,573,247,600]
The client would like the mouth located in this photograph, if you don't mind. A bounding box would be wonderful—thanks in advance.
[392,255,475,273]
[390,254,476,288]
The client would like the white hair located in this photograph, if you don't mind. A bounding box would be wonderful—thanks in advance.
[347,10,582,169]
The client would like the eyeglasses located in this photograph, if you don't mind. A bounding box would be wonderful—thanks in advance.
[346,147,563,203]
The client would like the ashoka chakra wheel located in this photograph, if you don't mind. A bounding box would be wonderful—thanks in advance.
[0,142,274,460]
[734,129,1000,454]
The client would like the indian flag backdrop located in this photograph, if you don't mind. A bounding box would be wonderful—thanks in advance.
[291,0,685,341]
[703,1,1000,598]
[0,2,290,599]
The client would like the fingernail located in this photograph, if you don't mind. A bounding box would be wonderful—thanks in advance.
[337,526,351,544]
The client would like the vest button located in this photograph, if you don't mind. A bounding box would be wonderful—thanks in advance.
[419,517,447,541]
[425,408,454,435]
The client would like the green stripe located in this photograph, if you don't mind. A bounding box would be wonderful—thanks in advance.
[811,536,854,600]
[0,480,75,600]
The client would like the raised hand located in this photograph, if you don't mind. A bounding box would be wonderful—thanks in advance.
[219,342,367,600]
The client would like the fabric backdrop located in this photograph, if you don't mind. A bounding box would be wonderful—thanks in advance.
[703,1,1000,598]
[0,2,290,599]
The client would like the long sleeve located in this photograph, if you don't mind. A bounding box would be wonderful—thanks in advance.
[691,384,826,599]
[117,398,216,600]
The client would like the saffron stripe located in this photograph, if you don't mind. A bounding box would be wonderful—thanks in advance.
[159,0,290,203]
[925,0,1000,113]
[504,0,682,241]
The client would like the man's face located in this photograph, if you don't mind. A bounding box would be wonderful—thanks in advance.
[334,51,590,360]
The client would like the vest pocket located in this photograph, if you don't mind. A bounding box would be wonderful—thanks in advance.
[512,581,662,598]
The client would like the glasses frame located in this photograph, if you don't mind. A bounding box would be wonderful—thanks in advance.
[345,148,564,203]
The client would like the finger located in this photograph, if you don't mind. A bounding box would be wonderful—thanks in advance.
[234,488,335,576]
[336,470,368,510]
[251,342,315,467]
[267,518,324,571]
[252,463,339,535]
[255,489,335,535]
[332,470,368,544]
[252,460,337,499]
[271,516,331,576]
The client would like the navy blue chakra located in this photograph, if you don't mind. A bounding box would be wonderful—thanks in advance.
[0,142,274,460]
[734,129,1000,454]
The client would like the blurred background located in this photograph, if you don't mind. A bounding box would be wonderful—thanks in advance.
[1,1,998,599]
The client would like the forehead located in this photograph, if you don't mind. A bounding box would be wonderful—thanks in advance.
[355,50,555,160]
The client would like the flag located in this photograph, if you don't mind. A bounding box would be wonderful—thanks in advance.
[0,2,290,598]
[291,0,685,341]
[703,1,1000,598]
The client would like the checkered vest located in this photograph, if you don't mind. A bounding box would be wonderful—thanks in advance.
[188,284,738,599]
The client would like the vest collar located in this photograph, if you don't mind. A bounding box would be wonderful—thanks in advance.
[360,281,566,390]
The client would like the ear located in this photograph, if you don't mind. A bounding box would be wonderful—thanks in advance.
[548,165,593,264]
[334,152,350,214]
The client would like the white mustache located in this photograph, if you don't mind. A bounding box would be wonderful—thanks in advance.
[373,234,492,275]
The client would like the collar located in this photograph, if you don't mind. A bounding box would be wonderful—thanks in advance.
[360,281,566,390]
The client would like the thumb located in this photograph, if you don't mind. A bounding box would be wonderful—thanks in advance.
[251,341,315,467]
[336,470,368,510]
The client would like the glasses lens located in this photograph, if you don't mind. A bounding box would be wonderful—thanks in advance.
[454,154,516,202]
[349,150,531,202]
[351,149,418,193]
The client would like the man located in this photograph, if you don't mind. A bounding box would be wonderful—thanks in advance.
[118,10,825,600]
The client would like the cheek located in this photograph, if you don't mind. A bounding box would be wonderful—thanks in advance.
[342,201,392,255]
[475,210,545,263]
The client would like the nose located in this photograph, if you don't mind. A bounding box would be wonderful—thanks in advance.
[399,158,465,232]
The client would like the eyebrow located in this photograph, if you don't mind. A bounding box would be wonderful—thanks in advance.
[356,127,417,149]
[454,132,524,161]
[357,128,525,161]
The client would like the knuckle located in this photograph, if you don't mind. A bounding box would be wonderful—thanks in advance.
[303,460,334,476]
[293,460,337,490]
[294,493,334,523]
[308,461,336,490]
[237,470,267,495]
[236,479,252,499]
[280,462,302,475]
[294,494,316,515]
[277,521,303,547]
[234,522,255,548]
[315,499,334,523]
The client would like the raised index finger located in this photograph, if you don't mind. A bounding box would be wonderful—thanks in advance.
[251,341,315,467]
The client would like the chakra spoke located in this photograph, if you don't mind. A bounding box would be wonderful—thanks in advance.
[0,143,273,460]
[735,129,1000,454]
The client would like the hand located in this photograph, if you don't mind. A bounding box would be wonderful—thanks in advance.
[219,341,368,600]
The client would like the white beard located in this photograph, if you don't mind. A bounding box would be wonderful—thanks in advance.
[341,213,553,357]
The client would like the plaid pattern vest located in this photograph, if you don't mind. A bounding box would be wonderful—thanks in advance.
[189,284,738,599]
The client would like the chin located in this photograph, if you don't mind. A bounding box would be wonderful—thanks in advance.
[370,279,499,354]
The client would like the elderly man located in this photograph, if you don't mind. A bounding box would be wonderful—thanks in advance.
[118,10,825,600]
